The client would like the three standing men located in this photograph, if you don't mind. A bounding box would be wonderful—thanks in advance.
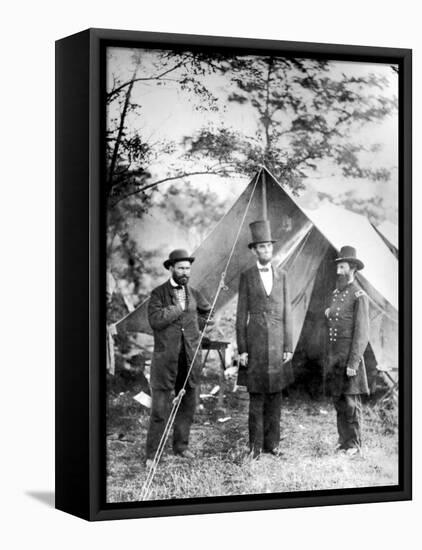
[236,221,293,458]
[325,246,370,456]
[146,239,370,464]
[146,249,212,467]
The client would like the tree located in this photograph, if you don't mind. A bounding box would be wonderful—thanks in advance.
[318,190,398,226]
[106,49,229,287]
[106,50,397,311]
[155,181,227,249]
[106,49,239,208]
[186,56,397,193]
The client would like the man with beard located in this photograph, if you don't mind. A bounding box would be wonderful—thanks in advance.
[145,249,212,468]
[325,246,370,457]
[236,220,293,458]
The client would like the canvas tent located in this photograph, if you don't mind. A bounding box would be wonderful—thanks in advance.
[116,167,398,391]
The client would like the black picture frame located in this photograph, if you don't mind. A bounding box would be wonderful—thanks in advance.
[55,27,412,521]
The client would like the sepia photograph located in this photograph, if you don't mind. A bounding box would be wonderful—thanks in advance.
[104,43,399,504]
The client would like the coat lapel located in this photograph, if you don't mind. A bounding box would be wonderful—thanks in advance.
[254,263,279,297]
[164,280,175,304]
[252,265,266,298]
[271,266,281,296]
[185,284,194,310]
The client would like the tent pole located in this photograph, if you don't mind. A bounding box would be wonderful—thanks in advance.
[262,169,268,219]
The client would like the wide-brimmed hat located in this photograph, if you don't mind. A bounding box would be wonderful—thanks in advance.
[163,249,195,270]
[248,220,277,249]
[334,245,364,271]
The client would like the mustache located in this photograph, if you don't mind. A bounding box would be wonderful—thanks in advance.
[336,274,348,288]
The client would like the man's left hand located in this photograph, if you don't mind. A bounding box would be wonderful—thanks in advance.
[283,351,293,364]
[346,367,357,377]
[204,318,215,333]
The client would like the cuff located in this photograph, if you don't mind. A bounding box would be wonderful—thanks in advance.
[347,357,360,370]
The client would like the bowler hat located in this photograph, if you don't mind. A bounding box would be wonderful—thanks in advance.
[248,220,276,249]
[163,249,195,270]
[334,245,364,270]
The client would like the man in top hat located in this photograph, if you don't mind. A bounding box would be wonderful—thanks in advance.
[325,245,370,457]
[145,249,212,467]
[236,220,293,458]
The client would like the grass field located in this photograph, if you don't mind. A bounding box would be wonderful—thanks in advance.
[106,372,398,503]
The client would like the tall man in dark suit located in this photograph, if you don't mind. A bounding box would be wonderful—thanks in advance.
[325,246,370,457]
[236,220,293,458]
[146,249,212,467]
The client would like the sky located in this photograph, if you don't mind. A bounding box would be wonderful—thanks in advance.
[107,47,399,224]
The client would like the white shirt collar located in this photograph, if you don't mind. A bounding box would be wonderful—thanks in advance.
[170,278,180,287]
[257,261,272,270]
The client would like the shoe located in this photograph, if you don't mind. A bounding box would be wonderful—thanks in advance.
[263,447,284,457]
[345,447,359,457]
[145,458,154,469]
[248,451,260,460]
[175,449,195,459]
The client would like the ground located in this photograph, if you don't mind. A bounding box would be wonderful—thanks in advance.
[106,362,398,503]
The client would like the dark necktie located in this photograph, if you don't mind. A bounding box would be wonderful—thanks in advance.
[259,268,270,272]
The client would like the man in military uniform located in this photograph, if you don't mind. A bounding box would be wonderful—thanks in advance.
[325,246,370,457]
[146,249,212,468]
[236,220,293,458]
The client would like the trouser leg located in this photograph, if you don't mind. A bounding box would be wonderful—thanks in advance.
[342,394,362,449]
[173,340,197,454]
[145,389,172,460]
[263,392,282,452]
[173,384,197,454]
[333,394,362,449]
[333,395,347,447]
[249,393,264,456]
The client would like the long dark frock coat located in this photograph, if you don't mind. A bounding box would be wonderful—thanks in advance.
[148,280,211,390]
[236,265,293,393]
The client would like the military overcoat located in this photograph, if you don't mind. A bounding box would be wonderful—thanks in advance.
[326,279,370,396]
[236,265,293,393]
[148,280,211,390]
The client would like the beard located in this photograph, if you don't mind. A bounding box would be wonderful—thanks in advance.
[258,258,272,265]
[336,274,349,290]
[174,274,189,286]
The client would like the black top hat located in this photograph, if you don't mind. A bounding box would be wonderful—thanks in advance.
[163,249,195,270]
[248,220,277,249]
[334,245,364,270]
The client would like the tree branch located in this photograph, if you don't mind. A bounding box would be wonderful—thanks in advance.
[107,67,138,185]
[109,169,237,208]
[107,60,185,102]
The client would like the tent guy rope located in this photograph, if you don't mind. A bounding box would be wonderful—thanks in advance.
[139,169,262,501]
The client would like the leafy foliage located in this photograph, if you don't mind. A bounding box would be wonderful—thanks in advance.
[317,189,398,225]
[105,49,397,321]
[155,181,227,248]
[187,56,397,191]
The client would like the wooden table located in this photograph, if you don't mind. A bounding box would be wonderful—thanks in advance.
[201,339,231,409]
